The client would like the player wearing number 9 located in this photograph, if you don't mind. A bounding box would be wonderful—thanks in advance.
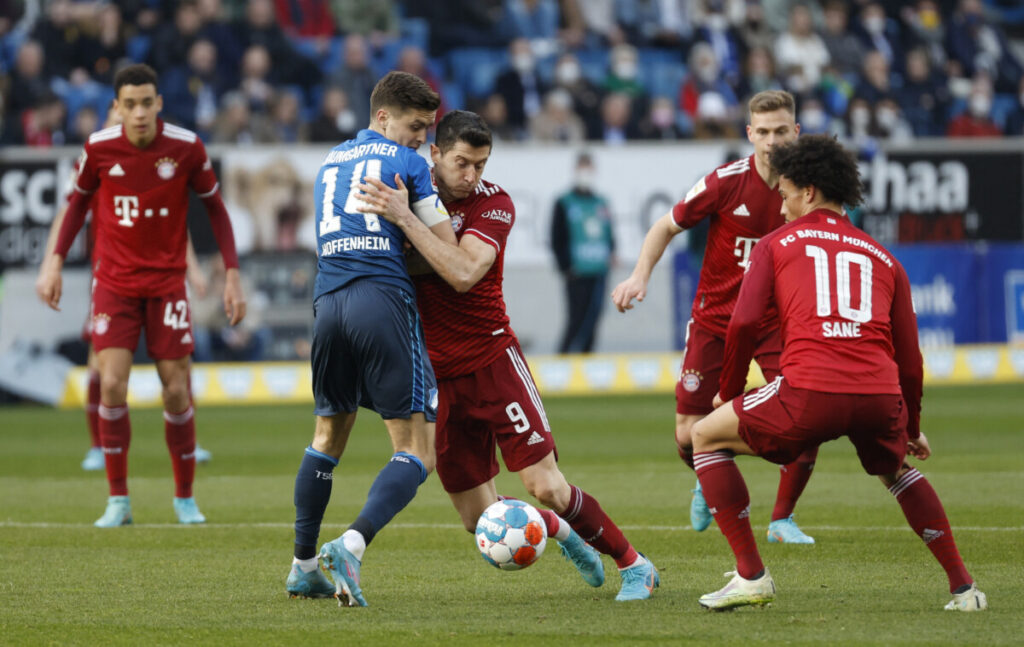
[689,134,986,612]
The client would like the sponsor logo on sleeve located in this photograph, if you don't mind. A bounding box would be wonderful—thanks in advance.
[480,209,512,224]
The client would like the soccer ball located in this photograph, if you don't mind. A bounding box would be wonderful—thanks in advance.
[475,499,547,570]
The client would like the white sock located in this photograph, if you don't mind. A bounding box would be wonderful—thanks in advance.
[619,554,645,571]
[551,515,572,542]
[342,529,367,562]
[292,556,318,573]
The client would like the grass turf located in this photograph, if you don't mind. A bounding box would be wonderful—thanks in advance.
[1,384,1021,645]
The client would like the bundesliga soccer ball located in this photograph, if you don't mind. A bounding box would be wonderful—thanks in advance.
[475,499,547,570]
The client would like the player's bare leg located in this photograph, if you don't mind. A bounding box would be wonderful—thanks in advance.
[94,348,134,527]
[449,481,499,532]
[692,403,776,610]
[156,356,204,524]
[288,412,355,600]
[319,415,434,607]
[878,462,985,611]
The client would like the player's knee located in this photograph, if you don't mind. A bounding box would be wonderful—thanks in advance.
[161,380,190,409]
[675,420,696,451]
[99,373,128,404]
[524,478,567,511]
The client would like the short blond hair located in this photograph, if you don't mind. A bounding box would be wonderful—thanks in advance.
[748,90,795,119]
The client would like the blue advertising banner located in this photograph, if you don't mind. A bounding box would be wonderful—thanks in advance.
[979,244,1024,343]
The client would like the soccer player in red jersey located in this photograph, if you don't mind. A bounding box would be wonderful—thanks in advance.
[36,64,246,527]
[356,110,659,602]
[690,134,986,612]
[612,90,817,543]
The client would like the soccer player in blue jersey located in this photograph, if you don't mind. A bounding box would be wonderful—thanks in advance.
[285,71,454,606]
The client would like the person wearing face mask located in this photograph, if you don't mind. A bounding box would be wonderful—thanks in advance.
[550,152,616,353]
[694,0,744,87]
[946,75,1003,137]
[495,37,547,137]
[552,52,603,137]
[853,2,902,67]
[638,96,686,140]
[946,0,1023,93]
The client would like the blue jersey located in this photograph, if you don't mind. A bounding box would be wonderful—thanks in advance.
[313,129,440,299]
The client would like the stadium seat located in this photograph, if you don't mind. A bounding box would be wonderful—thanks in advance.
[575,49,609,84]
[447,47,508,99]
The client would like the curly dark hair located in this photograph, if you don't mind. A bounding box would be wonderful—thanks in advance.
[770,134,864,207]
[114,64,158,97]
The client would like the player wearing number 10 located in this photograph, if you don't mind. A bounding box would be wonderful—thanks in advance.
[691,135,986,612]
[286,71,454,606]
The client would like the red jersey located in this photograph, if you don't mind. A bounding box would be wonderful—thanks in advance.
[722,210,923,436]
[415,180,517,380]
[672,154,784,337]
[71,120,219,297]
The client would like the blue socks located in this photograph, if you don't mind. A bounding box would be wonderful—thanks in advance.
[349,452,427,546]
[293,446,338,559]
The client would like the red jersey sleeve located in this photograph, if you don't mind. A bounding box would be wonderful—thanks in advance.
[464,193,514,253]
[54,145,99,258]
[671,171,720,229]
[720,234,776,400]
[187,138,219,198]
[73,144,100,194]
[890,260,923,439]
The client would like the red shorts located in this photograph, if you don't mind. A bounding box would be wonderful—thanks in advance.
[90,281,194,360]
[676,320,780,416]
[435,343,557,493]
[734,377,908,475]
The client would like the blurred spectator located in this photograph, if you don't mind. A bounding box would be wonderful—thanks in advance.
[551,52,603,136]
[197,0,243,83]
[550,151,615,354]
[7,40,50,118]
[331,0,398,45]
[946,0,1023,93]
[693,0,744,87]
[529,87,586,142]
[874,98,914,141]
[617,0,694,49]
[495,38,547,135]
[774,3,830,93]
[273,0,334,38]
[162,38,226,135]
[192,257,270,362]
[899,1,948,70]
[31,0,87,79]
[238,45,275,115]
[410,0,505,56]
[797,95,830,135]
[1005,76,1024,135]
[852,2,903,68]
[67,104,99,145]
[895,47,950,135]
[845,96,876,146]
[327,34,375,129]
[265,89,308,143]
[822,0,866,78]
[150,1,204,74]
[855,50,893,105]
[693,90,740,138]
[602,43,645,100]
[739,0,774,52]
[636,96,685,140]
[735,46,783,104]
[679,42,739,125]
[574,0,624,46]
[79,4,127,84]
[502,0,560,55]
[236,0,321,89]
[19,91,67,147]
[946,73,1002,136]
[308,86,358,142]
[479,93,520,141]
[595,92,638,143]
[396,44,448,114]
[212,90,274,144]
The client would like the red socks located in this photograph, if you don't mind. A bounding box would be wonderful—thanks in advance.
[889,468,972,593]
[164,405,197,499]
[86,370,101,448]
[98,403,131,496]
[694,451,764,579]
[560,485,639,568]
[771,446,818,521]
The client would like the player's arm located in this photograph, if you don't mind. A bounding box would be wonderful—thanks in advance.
[890,261,925,447]
[359,174,495,292]
[35,201,69,296]
[610,210,683,312]
[38,188,93,311]
[717,241,775,405]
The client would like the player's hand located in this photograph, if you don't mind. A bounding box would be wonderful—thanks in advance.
[907,432,931,460]
[223,267,247,326]
[36,255,64,311]
[357,174,411,226]
[712,393,725,409]
[611,275,646,313]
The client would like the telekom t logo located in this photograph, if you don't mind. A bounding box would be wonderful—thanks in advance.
[114,195,139,227]
[733,236,759,268]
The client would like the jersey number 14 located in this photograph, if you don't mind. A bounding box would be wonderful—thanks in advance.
[319,160,383,235]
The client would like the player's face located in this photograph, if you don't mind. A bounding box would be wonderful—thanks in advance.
[378,107,436,149]
[778,176,811,222]
[747,109,798,168]
[430,141,491,202]
[115,83,162,147]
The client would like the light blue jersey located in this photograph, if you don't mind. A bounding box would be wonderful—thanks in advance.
[313,129,441,299]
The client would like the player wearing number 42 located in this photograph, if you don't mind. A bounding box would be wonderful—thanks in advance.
[35,64,246,528]
[690,134,986,612]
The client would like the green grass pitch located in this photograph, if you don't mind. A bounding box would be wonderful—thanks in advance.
[1,384,1021,645]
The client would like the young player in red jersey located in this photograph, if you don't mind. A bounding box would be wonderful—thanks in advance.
[36,64,246,527]
[356,110,659,602]
[612,90,817,543]
[690,134,986,612]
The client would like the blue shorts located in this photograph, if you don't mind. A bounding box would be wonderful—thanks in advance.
[311,280,437,421]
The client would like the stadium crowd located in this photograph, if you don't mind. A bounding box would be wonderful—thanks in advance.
[1,0,1023,149]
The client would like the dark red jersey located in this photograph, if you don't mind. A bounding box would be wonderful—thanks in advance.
[70,120,220,297]
[722,210,923,437]
[672,154,784,336]
[414,180,517,380]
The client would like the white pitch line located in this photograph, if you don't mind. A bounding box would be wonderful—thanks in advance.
[0,521,1020,532]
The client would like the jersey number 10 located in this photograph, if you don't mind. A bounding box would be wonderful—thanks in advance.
[319,160,384,235]
[804,245,873,323]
